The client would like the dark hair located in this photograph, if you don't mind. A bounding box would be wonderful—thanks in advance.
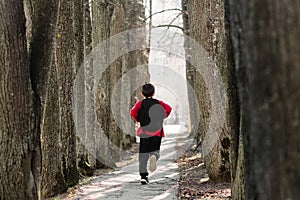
[142,83,155,97]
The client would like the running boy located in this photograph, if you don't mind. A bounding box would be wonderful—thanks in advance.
[130,83,172,184]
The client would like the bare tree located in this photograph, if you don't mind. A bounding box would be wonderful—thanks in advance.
[55,0,80,186]
[0,0,150,198]
[183,0,236,181]
[0,0,40,199]
[27,0,70,196]
[228,0,300,199]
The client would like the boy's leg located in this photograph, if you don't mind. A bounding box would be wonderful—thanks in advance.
[149,136,162,172]
[149,136,162,160]
[139,153,149,178]
[139,136,151,178]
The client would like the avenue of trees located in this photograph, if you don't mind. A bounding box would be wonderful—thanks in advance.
[183,0,300,199]
[0,0,299,199]
[0,0,147,199]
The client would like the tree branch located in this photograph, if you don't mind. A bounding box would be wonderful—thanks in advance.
[153,24,184,31]
[145,8,183,21]
[168,13,182,27]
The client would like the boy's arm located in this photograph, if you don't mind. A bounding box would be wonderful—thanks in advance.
[130,100,142,122]
[159,100,172,118]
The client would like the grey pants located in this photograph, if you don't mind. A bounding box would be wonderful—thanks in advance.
[139,135,162,178]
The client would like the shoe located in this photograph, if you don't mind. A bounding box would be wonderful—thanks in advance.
[149,155,157,172]
[140,177,149,185]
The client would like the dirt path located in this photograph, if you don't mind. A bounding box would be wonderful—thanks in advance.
[58,126,188,200]
[55,125,231,200]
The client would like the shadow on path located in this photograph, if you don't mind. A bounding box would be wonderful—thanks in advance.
[63,125,192,200]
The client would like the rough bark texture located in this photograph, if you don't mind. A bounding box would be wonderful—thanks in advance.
[83,0,97,173]
[185,0,236,181]
[0,0,148,197]
[228,0,300,199]
[92,0,116,168]
[223,1,245,199]
[24,0,32,50]
[56,0,79,186]
[109,3,125,160]
[40,57,68,198]
[91,0,148,167]
[28,0,69,197]
[182,0,198,135]
[0,0,39,199]
[123,0,149,145]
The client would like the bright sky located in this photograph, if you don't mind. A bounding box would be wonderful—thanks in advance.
[145,0,189,126]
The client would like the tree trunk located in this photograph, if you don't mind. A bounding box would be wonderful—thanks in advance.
[228,0,300,199]
[223,1,245,199]
[182,0,199,134]
[40,55,68,198]
[28,0,69,197]
[73,0,95,176]
[83,0,97,174]
[123,0,149,146]
[56,0,79,186]
[92,0,117,168]
[0,0,39,199]
[90,0,148,167]
[109,3,125,160]
[185,0,236,181]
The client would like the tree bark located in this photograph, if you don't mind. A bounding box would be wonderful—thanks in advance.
[92,0,117,168]
[83,0,97,174]
[182,0,199,134]
[56,0,79,186]
[89,0,149,167]
[223,1,245,199]
[228,0,300,199]
[0,0,39,199]
[28,0,69,197]
[109,3,125,160]
[185,0,236,181]
[123,0,149,146]
[40,55,68,198]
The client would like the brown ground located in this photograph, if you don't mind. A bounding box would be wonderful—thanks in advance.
[115,136,231,200]
[176,147,231,200]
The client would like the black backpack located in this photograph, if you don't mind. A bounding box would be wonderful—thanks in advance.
[137,98,165,132]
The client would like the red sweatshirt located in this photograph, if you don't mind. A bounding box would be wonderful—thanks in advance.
[130,99,172,137]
